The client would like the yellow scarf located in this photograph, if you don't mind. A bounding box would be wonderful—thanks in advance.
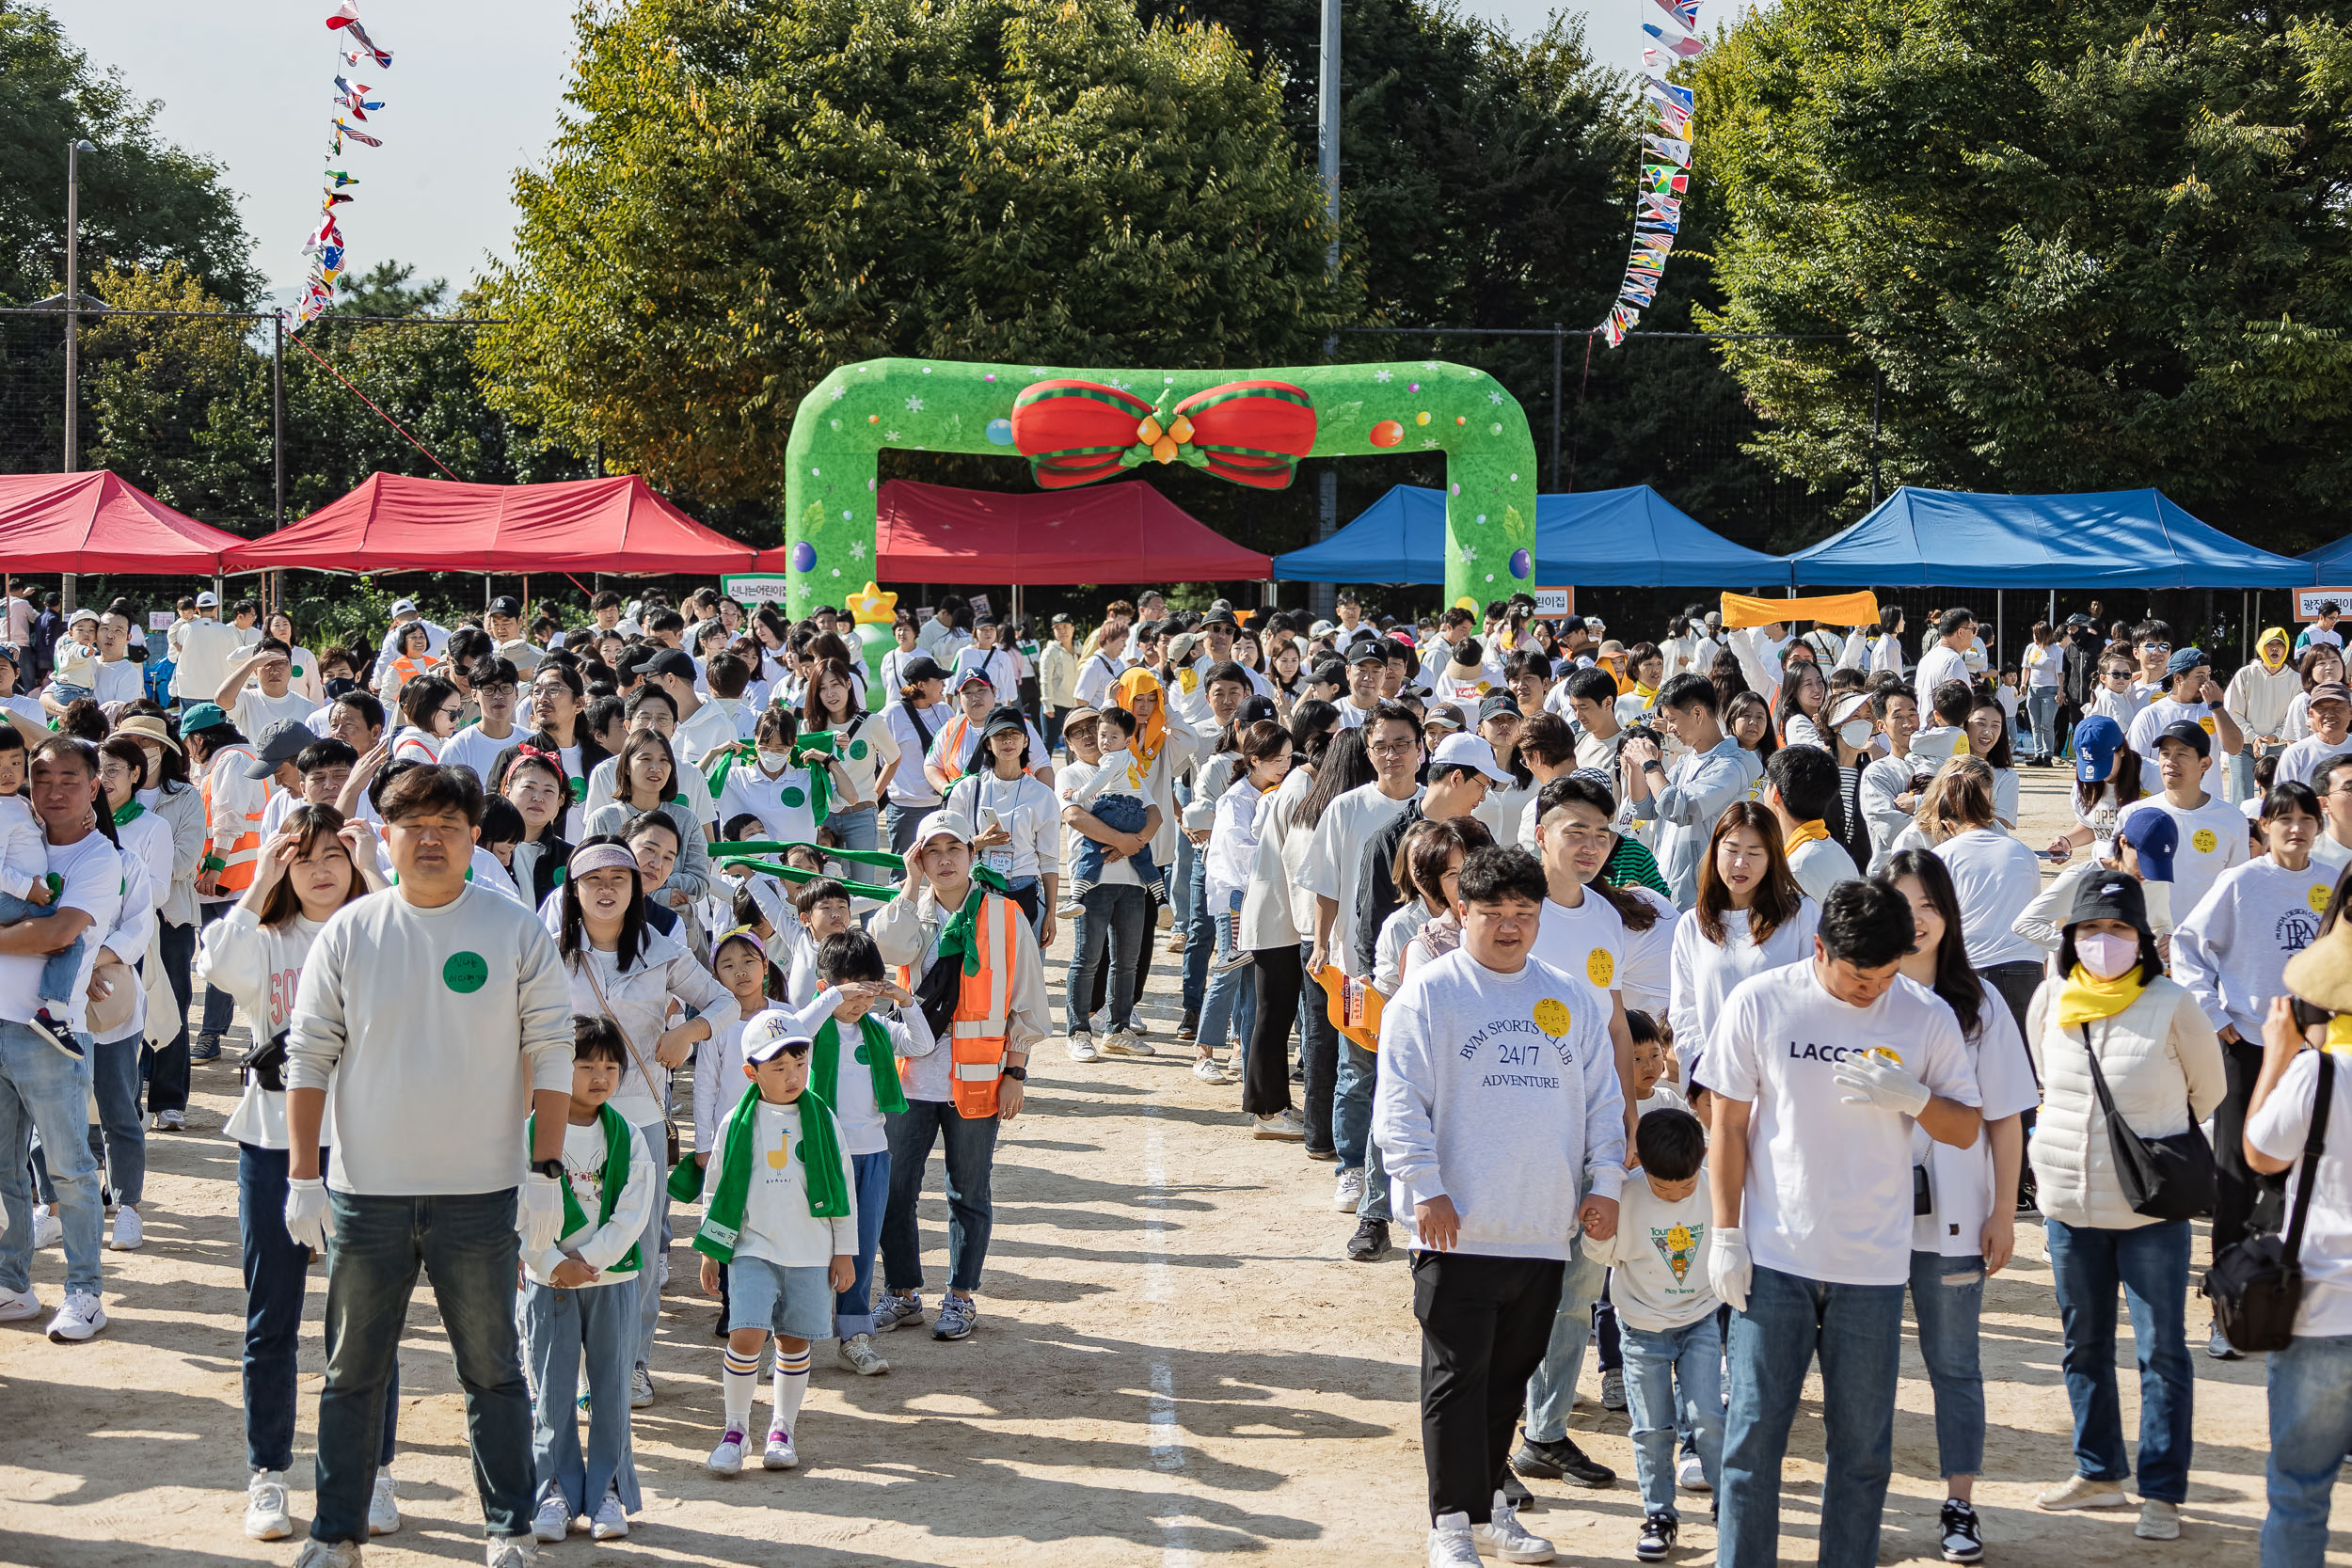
[1784,819,1829,852]
[2056,963,2147,1026]
[2327,1013,2352,1049]
[1633,680,1659,706]
[1112,667,1168,768]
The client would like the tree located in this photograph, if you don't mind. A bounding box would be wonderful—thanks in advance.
[0,4,260,309]
[1699,0,2352,546]
[477,0,1357,508]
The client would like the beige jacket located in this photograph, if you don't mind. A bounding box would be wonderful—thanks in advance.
[2025,974,2226,1230]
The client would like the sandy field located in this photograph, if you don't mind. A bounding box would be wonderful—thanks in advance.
[2,763,2345,1567]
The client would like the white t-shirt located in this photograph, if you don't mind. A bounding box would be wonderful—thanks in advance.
[2116,793,2248,926]
[1913,996,2042,1257]
[234,687,318,741]
[1590,1167,1717,1330]
[718,1098,859,1269]
[1931,828,2045,970]
[1915,643,1972,711]
[2276,733,2352,791]
[2245,1048,2352,1337]
[1528,890,1627,999]
[1667,900,1820,1085]
[0,827,122,1031]
[2128,696,2224,767]
[1708,963,1978,1286]
[1296,783,1418,975]
[436,722,522,787]
[1615,885,1679,1017]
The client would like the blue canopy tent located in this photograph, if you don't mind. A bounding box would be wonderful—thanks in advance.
[2300,531,2352,579]
[1270,483,1785,585]
[1785,487,2313,589]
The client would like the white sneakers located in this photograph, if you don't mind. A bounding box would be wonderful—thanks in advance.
[1067,1031,1099,1062]
[2137,1499,2182,1540]
[1428,1512,1482,1567]
[46,1289,105,1343]
[1332,1168,1366,1212]
[629,1365,655,1408]
[837,1332,890,1375]
[368,1471,400,1535]
[1472,1490,1556,1562]
[30,1205,61,1249]
[1252,1110,1307,1141]
[1102,1028,1153,1056]
[531,1495,571,1543]
[107,1206,143,1251]
[245,1469,294,1541]
[485,1537,536,1567]
[0,1285,41,1323]
[1191,1055,1232,1084]
[293,1543,361,1568]
[763,1426,799,1470]
[707,1427,747,1475]
[1677,1450,1709,1491]
[590,1491,628,1541]
[2036,1474,2128,1510]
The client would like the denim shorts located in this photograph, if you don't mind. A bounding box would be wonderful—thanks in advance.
[725,1256,834,1339]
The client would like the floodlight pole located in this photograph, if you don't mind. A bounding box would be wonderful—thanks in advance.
[62,137,96,612]
[1312,0,1342,618]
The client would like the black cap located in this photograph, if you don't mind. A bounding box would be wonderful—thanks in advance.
[487,595,522,618]
[634,647,697,683]
[977,704,1029,744]
[2064,868,2152,937]
[246,720,315,777]
[898,655,948,687]
[1051,611,1073,626]
[1200,609,1238,630]
[2155,719,2211,758]
[1345,640,1388,667]
[1479,692,1522,724]
[1308,659,1347,687]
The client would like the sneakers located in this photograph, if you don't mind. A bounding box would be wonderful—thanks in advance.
[1676,1451,1709,1492]
[1427,1512,1482,1568]
[485,1538,536,1568]
[1940,1498,1984,1562]
[1600,1368,1627,1412]
[531,1495,571,1544]
[30,1205,61,1249]
[1175,1022,1198,1041]
[1067,1031,1099,1063]
[0,1285,41,1323]
[1510,1434,1615,1488]
[933,1292,977,1339]
[108,1206,143,1251]
[25,1008,80,1061]
[1345,1217,1390,1260]
[2035,1474,2127,1510]
[1472,1489,1555,1562]
[1191,1055,1231,1084]
[45,1289,105,1343]
[368,1471,400,1535]
[707,1427,747,1475]
[1212,946,1254,974]
[245,1469,294,1541]
[2136,1499,2181,1540]
[763,1426,799,1470]
[1130,1018,1153,1037]
[294,1543,362,1568]
[190,1033,222,1063]
[151,1108,184,1132]
[629,1364,655,1407]
[1101,1028,1153,1057]
[1332,1167,1366,1212]
[874,1291,924,1334]
[2205,1323,2242,1360]
[1252,1110,1308,1141]
[590,1491,628,1540]
[1635,1511,1678,1562]
[1054,898,1083,919]
[836,1332,890,1376]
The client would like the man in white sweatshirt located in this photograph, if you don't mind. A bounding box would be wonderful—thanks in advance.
[1707,879,1983,1568]
[284,764,578,1568]
[1375,845,1625,1568]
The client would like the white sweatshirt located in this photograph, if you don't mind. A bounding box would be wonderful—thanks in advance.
[198,906,338,1150]
[1373,947,1626,1259]
[287,884,576,1196]
[1585,1168,1718,1330]
[2172,855,2341,1039]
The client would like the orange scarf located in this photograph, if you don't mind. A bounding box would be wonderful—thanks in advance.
[1113,667,1168,768]
[1784,818,1830,852]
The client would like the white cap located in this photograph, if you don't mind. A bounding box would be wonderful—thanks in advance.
[195,591,218,608]
[912,810,973,851]
[740,1007,813,1065]
[1308,619,1338,639]
[1430,732,1515,784]
[66,607,98,626]
[390,598,417,615]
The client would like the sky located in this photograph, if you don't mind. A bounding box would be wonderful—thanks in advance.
[46,0,1649,307]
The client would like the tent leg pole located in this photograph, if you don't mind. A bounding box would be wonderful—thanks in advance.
[1996,590,2004,671]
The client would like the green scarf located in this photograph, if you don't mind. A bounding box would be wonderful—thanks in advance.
[814,1014,907,1117]
[681,1084,850,1263]
[528,1104,644,1275]
[793,729,837,825]
[701,738,756,794]
[932,867,1011,977]
[111,800,145,827]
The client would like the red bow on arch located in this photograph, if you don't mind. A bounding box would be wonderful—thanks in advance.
[1009,379,1317,492]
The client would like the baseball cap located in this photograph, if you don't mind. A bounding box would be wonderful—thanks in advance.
[1430,732,1515,784]
[2310,681,2352,709]
[2165,646,2207,678]
[2066,866,2154,932]
[977,705,1029,745]
[1478,692,1521,724]
[1345,640,1388,667]
[194,591,219,609]
[179,702,232,737]
[66,608,97,627]
[740,1008,814,1065]
[912,811,972,851]
[390,598,417,615]
[1422,705,1466,734]
[2072,715,2125,783]
[898,655,948,687]
[955,668,995,691]
[2117,807,2179,883]
[635,647,697,683]
[487,594,522,617]
[246,720,315,777]
[2155,719,2211,758]
[1307,659,1346,688]
[1308,619,1338,640]
[1051,611,1073,626]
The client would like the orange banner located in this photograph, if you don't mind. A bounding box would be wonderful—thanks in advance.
[1719,590,1880,629]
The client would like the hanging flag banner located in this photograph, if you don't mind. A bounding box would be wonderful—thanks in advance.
[1598,0,1706,347]
[286,3,394,330]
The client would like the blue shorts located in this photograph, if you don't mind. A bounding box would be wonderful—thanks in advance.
[725,1256,834,1340]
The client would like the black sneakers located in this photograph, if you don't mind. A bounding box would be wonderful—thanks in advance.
[1636,1512,1678,1561]
[25,1009,80,1062]
[1939,1498,1984,1563]
[1344,1218,1389,1261]
[1510,1433,1616,1488]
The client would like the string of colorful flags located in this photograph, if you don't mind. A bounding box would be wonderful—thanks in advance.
[286,2,394,329]
[1599,0,1703,347]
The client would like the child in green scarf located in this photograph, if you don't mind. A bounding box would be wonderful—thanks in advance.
[691,1014,856,1477]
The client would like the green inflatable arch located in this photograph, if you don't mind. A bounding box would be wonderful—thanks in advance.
[779,357,1540,618]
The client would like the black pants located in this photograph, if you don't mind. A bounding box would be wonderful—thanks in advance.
[146,917,198,1115]
[1411,1250,1563,1525]
[2213,1036,2285,1259]
[1978,959,2042,1045]
[1244,944,1301,1117]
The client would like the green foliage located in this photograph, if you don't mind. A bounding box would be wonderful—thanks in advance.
[478,0,1359,508]
[0,4,260,309]
[1699,0,2352,546]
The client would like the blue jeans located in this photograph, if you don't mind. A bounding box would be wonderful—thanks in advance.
[2228,749,2259,806]
[1066,882,1148,1034]
[2027,687,2059,761]
[2043,1217,2194,1503]
[881,1100,998,1294]
[828,802,879,854]
[32,1029,147,1211]
[2263,1332,2352,1567]
[1336,1041,1392,1222]
[520,1277,641,1516]
[0,890,85,1005]
[834,1149,890,1338]
[1171,779,1196,935]
[1523,1235,1609,1442]
[1909,1250,1987,1477]
[0,1018,102,1294]
[149,917,196,1115]
[313,1188,534,1545]
[1181,835,1211,1026]
[626,1112,671,1375]
[1720,1263,1906,1568]
[239,1144,397,1475]
[1198,892,1255,1054]
[199,898,236,1037]
[1624,1314,1724,1517]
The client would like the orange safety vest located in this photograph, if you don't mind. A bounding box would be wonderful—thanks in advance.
[897,889,1021,1117]
[200,747,264,894]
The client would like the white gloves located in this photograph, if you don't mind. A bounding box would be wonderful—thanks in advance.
[1833,1050,1931,1117]
[1708,1225,1752,1314]
[284,1178,334,1251]
[520,1172,567,1253]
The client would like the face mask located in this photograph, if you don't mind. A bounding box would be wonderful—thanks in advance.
[1838,720,1875,749]
[324,676,357,700]
[756,750,790,773]
[2077,931,2140,981]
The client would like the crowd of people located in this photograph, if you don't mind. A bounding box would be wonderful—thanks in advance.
[0,578,2345,1568]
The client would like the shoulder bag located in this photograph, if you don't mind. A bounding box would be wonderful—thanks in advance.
[2204,1052,2334,1354]
[2078,1022,2217,1222]
[580,954,682,1167]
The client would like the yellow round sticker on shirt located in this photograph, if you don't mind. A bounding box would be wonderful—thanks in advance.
[2312,883,2333,915]
[2192,828,2217,853]
[1533,997,1573,1037]
[2200,715,2217,735]
[1586,949,1615,989]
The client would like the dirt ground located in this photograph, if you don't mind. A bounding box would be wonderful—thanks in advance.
[2,764,2345,1567]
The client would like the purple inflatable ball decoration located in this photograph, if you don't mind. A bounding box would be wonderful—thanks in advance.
[1509,548,1532,579]
[790,541,817,573]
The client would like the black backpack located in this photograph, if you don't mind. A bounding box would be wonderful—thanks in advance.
[2203,1052,2335,1354]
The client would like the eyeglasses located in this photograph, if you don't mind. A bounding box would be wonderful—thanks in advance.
[1367,737,1420,755]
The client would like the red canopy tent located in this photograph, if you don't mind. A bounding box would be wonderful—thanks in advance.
[755,478,1273,583]
[0,470,246,573]
[222,472,755,575]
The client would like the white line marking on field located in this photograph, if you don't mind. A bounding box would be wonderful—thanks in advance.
[1141,1106,1201,1565]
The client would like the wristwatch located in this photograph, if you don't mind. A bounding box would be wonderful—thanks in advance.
[1642,759,1665,773]
[531,1158,565,1180]
[1002,1064,1028,1082]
